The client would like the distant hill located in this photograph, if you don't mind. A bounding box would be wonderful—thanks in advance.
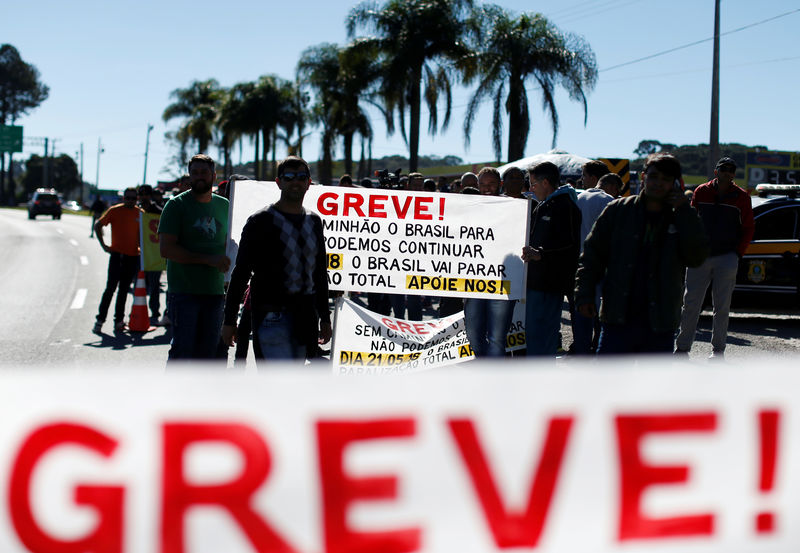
[630,140,769,181]
[228,154,472,182]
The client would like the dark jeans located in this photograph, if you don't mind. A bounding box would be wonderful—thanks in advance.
[167,292,225,362]
[145,271,162,319]
[96,252,139,323]
[525,289,563,357]
[464,298,514,357]
[597,322,674,354]
[389,294,423,320]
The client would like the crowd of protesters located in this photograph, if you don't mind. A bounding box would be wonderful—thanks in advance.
[93,150,751,366]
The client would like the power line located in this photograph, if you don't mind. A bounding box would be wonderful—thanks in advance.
[601,55,800,84]
[557,0,645,25]
[601,7,800,72]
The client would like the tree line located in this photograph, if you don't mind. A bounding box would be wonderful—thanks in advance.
[164,0,598,185]
[0,44,49,203]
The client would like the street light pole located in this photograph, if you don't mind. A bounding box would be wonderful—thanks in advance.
[143,123,154,185]
[708,0,721,176]
[96,138,104,190]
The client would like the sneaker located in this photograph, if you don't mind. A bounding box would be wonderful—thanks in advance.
[709,350,725,360]
[92,321,103,333]
[114,321,127,332]
[149,316,160,326]
[158,315,171,326]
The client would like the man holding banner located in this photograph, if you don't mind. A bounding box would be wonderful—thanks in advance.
[463,167,515,357]
[222,156,332,363]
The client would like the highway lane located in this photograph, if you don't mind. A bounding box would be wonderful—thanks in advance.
[0,208,170,368]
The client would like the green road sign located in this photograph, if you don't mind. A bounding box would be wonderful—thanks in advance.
[0,125,23,153]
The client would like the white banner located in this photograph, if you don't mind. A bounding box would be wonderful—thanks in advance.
[228,181,531,299]
[0,363,797,553]
[331,298,526,374]
[331,297,473,374]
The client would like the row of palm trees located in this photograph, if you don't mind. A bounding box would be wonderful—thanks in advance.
[162,0,598,184]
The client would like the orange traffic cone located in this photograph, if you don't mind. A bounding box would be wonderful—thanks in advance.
[128,271,153,332]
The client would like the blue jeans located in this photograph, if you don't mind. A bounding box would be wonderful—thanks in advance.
[525,290,563,357]
[597,322,674,354]
[167,293,224,362]
[464,298,514,357]
[257,310,307,362]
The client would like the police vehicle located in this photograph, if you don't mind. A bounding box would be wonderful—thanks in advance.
[736,184,800,296]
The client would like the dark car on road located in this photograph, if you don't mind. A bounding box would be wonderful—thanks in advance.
[28,189,62,220]
[736,185,800,297]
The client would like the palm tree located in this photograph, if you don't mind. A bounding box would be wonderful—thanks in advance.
[297,43,344,185]
[461,5,598,162]
[216,86,248,178]
[162,79,224,160]
[337,41,379,176]
[347,0,472,172]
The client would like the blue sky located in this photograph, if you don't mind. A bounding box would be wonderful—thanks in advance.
[3,0,798,191]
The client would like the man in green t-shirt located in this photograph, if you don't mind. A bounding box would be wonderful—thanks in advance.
[158,154,230,362]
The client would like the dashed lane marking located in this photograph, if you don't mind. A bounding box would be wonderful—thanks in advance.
[80,256,88,265]
[56,228,64,234]
[69,239,79,247]
[70,288,87,309]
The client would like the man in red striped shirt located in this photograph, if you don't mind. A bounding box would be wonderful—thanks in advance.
[675,157,754,358]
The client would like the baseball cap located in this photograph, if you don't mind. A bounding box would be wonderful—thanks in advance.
[715,157,737,171]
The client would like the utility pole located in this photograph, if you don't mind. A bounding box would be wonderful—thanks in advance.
[96,138,104,190]
[142,123,153,185]
[708,0,721,177]
[42,138,49,189]
[79,142,84,204]
[76,144,84,204]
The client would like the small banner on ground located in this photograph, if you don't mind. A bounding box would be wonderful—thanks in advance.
[332,298,526,374]
[0,363,798,553]
[332,297,473,374]
[229,181,530,299]
[140,212,166,271]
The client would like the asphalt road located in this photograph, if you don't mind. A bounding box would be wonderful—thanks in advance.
[0,207,797,368]
[0,208,171,368]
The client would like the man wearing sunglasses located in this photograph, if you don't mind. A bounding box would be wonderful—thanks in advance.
[158,154,231,362]
[93,187,142,333]
[222,156,332,363]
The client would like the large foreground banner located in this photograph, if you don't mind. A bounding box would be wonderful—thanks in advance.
[0,363,797,552]
[229,181,530,299]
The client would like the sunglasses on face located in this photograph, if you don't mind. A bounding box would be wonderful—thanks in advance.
[281,171,309,182]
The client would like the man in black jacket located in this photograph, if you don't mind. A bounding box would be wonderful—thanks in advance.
[521,161,582,357]
[575,153,709,354]
[221,156,332,362]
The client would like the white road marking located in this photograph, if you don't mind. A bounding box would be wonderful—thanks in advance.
[80,256,89,265]
[70,288,87,309]
[56,228,64,234]
[69,239,79,247]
